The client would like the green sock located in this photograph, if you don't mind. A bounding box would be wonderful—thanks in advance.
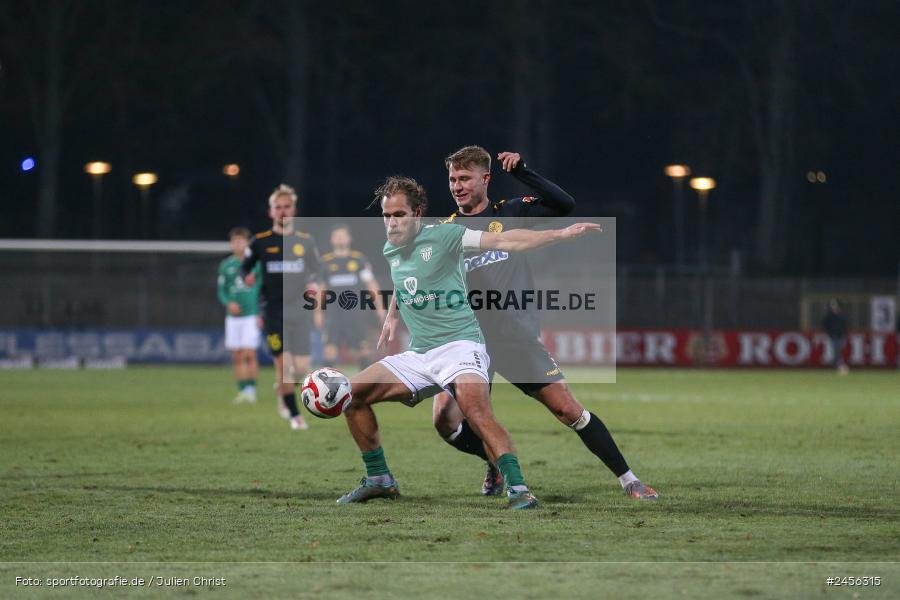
[496,453,526,488]
[362,447,390,477]
[238,379,253,390]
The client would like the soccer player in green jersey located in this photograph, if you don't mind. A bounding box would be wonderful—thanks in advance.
[336,176,600,510]
[217,227,262,403]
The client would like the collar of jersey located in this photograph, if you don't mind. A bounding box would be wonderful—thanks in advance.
[455,201,495,218]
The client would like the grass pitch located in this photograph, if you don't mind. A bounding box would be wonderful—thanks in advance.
[1,367,898,598]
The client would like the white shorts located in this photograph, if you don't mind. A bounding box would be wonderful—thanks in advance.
[225,315,261,350]
[379,340,490,406]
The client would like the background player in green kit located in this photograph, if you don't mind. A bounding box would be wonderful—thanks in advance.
[217,227,262,403]
[337,175,600,510]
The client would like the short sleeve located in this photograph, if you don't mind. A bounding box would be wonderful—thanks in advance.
[434,223,467,253]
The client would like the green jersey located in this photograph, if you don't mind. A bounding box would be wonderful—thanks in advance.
[217,255,261,316]
[383,223,483,353]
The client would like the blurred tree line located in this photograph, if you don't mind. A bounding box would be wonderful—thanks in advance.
[0,0,897,275]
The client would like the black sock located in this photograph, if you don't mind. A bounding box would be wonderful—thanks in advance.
[283,393,300,418]
[443,420,489,462]
[576,412,630,477]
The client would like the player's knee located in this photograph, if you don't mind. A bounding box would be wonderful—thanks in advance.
[461,405,498,432]
[535,383,583,424]
[347,379,377,408]
[433,410,460,438]
[431,395,454,431]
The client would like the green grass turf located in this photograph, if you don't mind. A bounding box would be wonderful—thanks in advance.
[1,367,898,598]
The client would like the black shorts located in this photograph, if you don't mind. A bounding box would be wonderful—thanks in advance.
[264,309,312,356]
[324,313,371,349]
[487,337,565,395]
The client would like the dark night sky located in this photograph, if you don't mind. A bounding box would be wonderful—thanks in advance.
[1,0,898,275]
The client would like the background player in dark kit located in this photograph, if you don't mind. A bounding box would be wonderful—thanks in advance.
[320,224,387,369]
[242,184,323,431]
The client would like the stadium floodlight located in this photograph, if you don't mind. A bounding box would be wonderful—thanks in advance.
[223,163,240,177]
[665,164,692,268]
[689,177,716,192]
[21,157,36,172]
[689,176,717,356]
[132,172,158,188]
[689,177,716,264]
[85,162,112,239]
[132,173,159,238]
[664,164,691,179]
[85,161,111,175]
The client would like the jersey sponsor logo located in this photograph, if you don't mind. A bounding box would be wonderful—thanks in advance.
[464,250,509,272]
[399,290,439,306]
[420,246,433,262]
[267,259,305,273]
[488,221,503,233]
[403,276,418,295]
[347,260,359,271]
[328,273,359,287]
[292,244,305,256]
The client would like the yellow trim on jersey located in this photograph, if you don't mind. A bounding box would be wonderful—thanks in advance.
[320,252,336,261]
[441,212,458,224]
[255,230,273,238]
[293,231,312,239]
[350,250,364,258]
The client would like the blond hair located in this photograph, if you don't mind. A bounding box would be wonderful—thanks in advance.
[444,145,491,172]
[268,183,297,208]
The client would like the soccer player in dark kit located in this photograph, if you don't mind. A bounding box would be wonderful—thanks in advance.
[320,224,386,370]
[433,146,658,500]
[242,184,323,431]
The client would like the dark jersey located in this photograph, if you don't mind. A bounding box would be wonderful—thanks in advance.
[444,162,575,341]
[320,250,375,294]
[241,229,322,314]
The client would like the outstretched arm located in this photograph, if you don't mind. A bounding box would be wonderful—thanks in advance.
[477,223,601,253]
